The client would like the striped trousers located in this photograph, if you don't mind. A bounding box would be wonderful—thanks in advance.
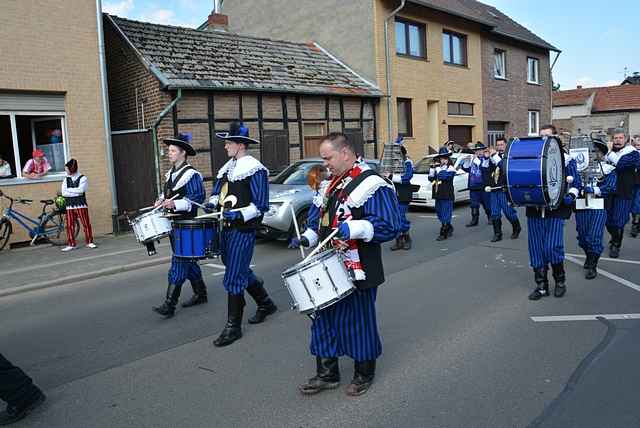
[65,207,94,246]
[220,228,258,295]
[435,200,453,225]
[470,189,491,215]
[310,287,382,362]
[490,191,519,222]
[575,209,606,256]
[168,257,203,286]
[527,217,565,269]
[606,197,632,229]
[398,203,411,234]
[632,187,640,215]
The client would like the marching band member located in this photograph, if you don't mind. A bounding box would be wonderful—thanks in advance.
[153,134,208,318]
[527,125,580,300]
[575,139,616,279]
[604,129,640,257]
[390,142,414,250]
[295,132,400,397]
[485,137,521,242]
[289,164,328,249]
[460,142,491,227]
[629,135,640,238]
[429,147,456,241]
[208,121,276,347]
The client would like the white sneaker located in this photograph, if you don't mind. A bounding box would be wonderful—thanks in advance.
[86,243,97,249]
[61,246,76,252]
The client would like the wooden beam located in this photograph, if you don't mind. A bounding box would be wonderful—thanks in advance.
[296,95,304,159]
[339,98,345,132]
[207,94,216,178]
[257,94,264,159]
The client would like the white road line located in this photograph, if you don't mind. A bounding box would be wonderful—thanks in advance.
[565,255,640,293]
[566,253,640,266]
[208,264,256,276]
[419,215,458,219]
[204,263,225,270]
[531,313,640,322]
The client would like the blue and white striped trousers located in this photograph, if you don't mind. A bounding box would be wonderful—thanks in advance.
[575,210,606,256]
[168,257,203,286]
[435,200,453,225]
[398,203,411,234]
[490,191,519,222]
[220,228,258,295]
[470,189,491,215]
[606,197,632,229]
[632,186,640,215]
[310,287,382,362]
[527,217,565,269]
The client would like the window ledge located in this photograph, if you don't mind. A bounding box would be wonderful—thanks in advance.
[397,54,429,62]
[494,76,508,81]
[527,81,541,86]
[448,115,476,118]
[444,62,469,69]
[0,174,65,186]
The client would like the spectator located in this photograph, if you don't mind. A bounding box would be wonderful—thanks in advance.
[22,149,51,180]
[0,158,12,178]
[0,353,46,425]
[60,159,97,252]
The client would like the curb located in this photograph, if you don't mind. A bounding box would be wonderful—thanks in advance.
[0,256,171,298]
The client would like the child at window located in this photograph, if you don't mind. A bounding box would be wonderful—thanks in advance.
[0,158,12,178]
[22,149,51,179]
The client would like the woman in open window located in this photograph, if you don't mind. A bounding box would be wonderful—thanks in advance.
[22,149,51,179]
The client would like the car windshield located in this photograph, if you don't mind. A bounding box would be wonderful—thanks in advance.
[271,160,379,185]
[414,155,463,174]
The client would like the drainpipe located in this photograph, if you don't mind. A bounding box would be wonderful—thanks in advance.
[383,0,406,144]
[95,0,119,231]
[152,88,182,196]
[549,50,561,123]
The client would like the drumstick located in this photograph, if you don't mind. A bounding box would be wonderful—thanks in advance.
[151,194,179,212]
[302,228,339,264]
[290,205,305,259]
[484,185,506,193]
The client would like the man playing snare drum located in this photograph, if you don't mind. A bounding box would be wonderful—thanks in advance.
[152,134,208,318]
[294,132,400,396]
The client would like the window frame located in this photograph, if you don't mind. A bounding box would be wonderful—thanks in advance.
[527,57,540,84]
[395,18,427,60]
[0,110,69,184]
[442,30,468,66]
[447,102,474,117]
[396,98,413,138]
[528,110,540,136]
[494,49,507,79]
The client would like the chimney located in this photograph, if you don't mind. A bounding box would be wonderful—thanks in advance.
[207,0,228,32]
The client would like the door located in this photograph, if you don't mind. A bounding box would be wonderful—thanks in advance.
[487,122,506,147]
[262,129,290,173]
[111,130,155,215]
[448,125,473,147]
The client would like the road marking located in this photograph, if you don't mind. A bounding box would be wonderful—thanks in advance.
[419,215,458,219]
[566,253,640,266]
[531,313,640,322]
[204,263,225,270]
[208,264,256,276]
[565,255,640,293]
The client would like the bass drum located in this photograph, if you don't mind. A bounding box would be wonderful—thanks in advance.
[504,136,565,209]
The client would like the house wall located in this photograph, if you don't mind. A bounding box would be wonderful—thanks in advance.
[482,36,552,139]
[553,105,590,120]
[0,0,113,244]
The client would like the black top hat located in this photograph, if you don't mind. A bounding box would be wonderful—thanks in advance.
[472,141,487,150]
[216,121,259,145]
[163,133,196,156]
[436,146,453,157]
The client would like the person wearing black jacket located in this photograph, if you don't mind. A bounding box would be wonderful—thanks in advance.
[460,142,491,227]
[429,147,456,241]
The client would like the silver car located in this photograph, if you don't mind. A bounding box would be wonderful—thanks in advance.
[260,158,380,240]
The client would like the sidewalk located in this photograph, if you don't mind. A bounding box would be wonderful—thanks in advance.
[0,234,171,297]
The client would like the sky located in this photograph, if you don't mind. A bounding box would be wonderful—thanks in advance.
[102,0,640,90]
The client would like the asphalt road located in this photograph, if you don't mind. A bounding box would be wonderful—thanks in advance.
[2,204,639,428]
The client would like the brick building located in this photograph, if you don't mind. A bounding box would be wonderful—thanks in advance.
[0,0,114,245]
[104,14,381,213]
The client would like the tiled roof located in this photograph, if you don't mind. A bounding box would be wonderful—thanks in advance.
[107,15,381,97]
[410,0,559,51]
[553,85,640,112]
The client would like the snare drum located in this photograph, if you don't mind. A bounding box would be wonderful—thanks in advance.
[504,136,566,209]
[282,249,355,315]
[130,210,172,244]
[172,219,220,260]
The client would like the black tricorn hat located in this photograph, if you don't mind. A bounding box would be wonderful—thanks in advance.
[216,121,259,145]
[163,133,196,156]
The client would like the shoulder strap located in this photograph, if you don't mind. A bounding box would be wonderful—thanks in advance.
[343,169,378,198]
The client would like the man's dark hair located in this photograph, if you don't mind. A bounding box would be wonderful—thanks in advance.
[322,132,356,154]
[495,137,507,144]
[540,124,557,134]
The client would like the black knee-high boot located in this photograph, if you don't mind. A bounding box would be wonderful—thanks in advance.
[153,283,182,318]
[436,225,447,241]
[346,360,376,396]
[466,207,479,227]
[245,277,277,324]
[213,293,245,347]
[528,267,549,300]
[491,218,503,242]
[631,214,640,238]
[299,357,340,395]
[182,279,208,308]
[510,218,521,239]
[585,253,599,280]
[552,263,566,297]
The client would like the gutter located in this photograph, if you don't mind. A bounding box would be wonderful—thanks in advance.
[313,42,380,91]
[95,0,118,230]
[550,50,562,121]
[152,88,182,196]
[383,0,406,144]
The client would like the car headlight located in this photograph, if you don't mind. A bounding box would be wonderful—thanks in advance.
[265,202,283,217]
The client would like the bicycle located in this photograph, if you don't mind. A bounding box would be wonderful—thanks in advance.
[0,189,79,250]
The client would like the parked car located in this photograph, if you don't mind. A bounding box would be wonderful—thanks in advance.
[260,158,380,240]
[410,153,472,208]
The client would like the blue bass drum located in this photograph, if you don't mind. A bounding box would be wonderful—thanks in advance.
[504,136,565,209]
[172,219,220,260]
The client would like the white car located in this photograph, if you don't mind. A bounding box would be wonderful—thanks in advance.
[410,153,472,208]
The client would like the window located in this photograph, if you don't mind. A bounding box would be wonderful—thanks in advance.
[527,57,540,84]
[395,19,426,58]
[447,102,474,116]
[0,113,68,181]
[397,98,413,137]
[443,30,467,66]
[528,110,540,135]
[494,49,506,79]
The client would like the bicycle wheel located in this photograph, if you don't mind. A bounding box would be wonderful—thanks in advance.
[0,218,12,251]
[43,210,79,246]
